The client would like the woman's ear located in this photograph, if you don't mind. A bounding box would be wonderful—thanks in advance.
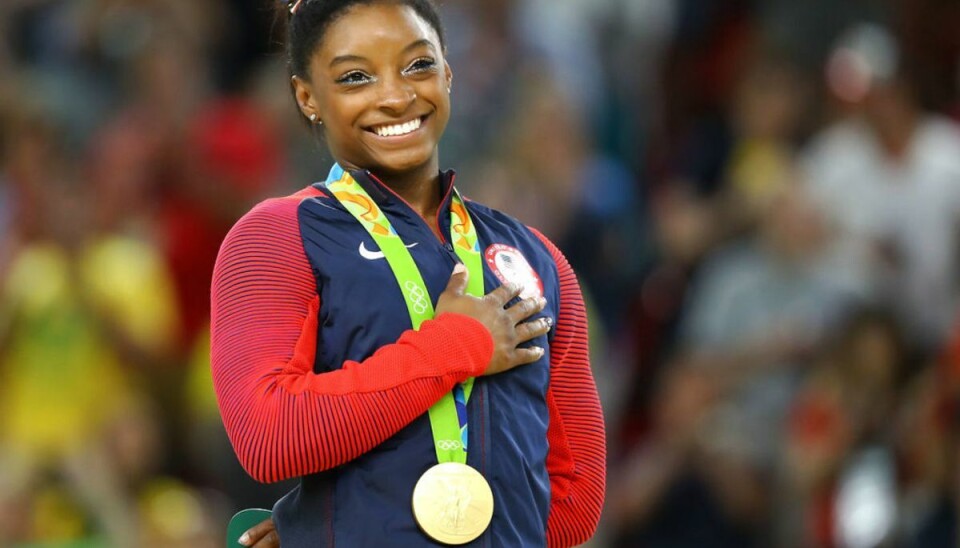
[444,61,453,93]
[292,75,320,122]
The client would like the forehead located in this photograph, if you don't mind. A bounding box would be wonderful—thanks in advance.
[316,3,440,61]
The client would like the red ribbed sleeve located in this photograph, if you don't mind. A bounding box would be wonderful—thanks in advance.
[531,229,607,548]
[210,190,494,483]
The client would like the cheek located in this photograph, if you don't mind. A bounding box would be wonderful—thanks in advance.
[428,87,451,127]
[437,89,451,117]
[320,90,364,123]
[322,97,368,139]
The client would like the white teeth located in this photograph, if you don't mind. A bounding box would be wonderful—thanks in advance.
[374,117,421,137]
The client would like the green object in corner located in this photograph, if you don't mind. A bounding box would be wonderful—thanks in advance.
[227,508,273,548]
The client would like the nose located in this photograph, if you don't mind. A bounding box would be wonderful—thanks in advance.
[376,75,416,115]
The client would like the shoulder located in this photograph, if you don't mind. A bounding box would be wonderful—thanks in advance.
[223,187,323,242]
[462,199,578,302]
[803,119,869,157]
[463,198,577,278]
[463,199,527,232]
[217,187,324,268]
[464,199,557,255]
[213,189,322,297]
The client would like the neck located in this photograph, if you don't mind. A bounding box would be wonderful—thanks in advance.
[380,164,445,241]
[379,168,443,219]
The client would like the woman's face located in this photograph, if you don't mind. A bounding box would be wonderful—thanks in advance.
[294,3,452,176]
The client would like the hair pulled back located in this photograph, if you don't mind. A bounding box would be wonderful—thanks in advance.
[278,0,446,81]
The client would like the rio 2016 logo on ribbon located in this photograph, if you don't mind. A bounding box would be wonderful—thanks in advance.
[404,280,429,315]
[436,439,463,451]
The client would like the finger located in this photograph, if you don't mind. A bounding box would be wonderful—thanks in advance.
[443,263,469,296]
[506,296,546,323]
[511,346,545,366]
[484,281,523,306]
[251,530,280,548]
[239,518,276,546]
[515,316,552,343]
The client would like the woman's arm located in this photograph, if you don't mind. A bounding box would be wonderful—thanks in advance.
[211,191,494,483]
[530,229,607,547]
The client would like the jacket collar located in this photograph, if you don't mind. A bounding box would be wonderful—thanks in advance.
[323,163,458,221]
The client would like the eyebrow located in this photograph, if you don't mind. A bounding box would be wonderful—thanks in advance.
[329,39,435,68]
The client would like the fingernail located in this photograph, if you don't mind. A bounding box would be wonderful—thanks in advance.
[535,346,544,356]
[239,533,251,546]
[539,297,547,307]
[544,317,553,328]
[453,263,466,275]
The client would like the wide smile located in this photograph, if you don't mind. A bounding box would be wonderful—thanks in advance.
[365,114,429,140]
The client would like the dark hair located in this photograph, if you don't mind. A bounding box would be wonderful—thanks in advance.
[279,0,446,81]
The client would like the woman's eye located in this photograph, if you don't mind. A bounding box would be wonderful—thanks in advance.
[405,58,437,74]
[336,71,371,85]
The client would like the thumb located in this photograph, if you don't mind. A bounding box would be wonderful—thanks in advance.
[444,263,469,296]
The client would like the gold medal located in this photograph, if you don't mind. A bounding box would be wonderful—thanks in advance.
[412,462,494,545]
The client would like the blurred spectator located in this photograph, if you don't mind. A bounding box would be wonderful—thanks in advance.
[0,82,228,545]
[616,51,809,457]
[0,103,139,545]
[158,96,283,355]
[647,0,755,197]
[611,183,852,546]
[802,23,960,353]
[720,54,809,235]
[781,309,956,547]
[617,181,720,452]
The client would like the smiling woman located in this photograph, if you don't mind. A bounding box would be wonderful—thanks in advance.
[210,1,606,546]
[290,2,452,194]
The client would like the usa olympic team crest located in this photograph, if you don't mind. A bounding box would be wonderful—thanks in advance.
[484,244,543,300]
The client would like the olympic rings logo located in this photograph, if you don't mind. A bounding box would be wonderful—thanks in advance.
[404,281,429,314]
[436,440,463,451]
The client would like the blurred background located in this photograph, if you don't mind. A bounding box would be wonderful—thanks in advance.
[2,0,960,546]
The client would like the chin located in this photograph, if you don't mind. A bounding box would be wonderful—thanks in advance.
[372,147,436,174]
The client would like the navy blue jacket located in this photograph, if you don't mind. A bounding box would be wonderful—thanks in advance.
[276,165,556,546]
[211,164,605,548]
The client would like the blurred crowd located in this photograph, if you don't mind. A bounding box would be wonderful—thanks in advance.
[2,0,960,546]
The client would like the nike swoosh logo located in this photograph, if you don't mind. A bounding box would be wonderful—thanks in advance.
[359,241,418,260]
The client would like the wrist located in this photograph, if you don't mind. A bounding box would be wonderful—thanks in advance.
[428,313,494,377]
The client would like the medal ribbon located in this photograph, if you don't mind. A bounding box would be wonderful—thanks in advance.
[325,165,483,465]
